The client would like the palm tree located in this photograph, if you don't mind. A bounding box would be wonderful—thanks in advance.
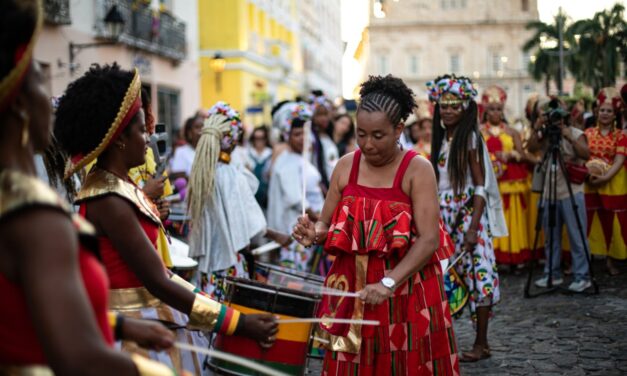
[569,4,627,93]
[523,11,572,95]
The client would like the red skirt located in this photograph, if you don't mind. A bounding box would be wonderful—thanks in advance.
[321,255,459,376]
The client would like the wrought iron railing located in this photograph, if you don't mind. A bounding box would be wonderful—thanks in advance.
[96,0,187,61]
[44,0,71,25]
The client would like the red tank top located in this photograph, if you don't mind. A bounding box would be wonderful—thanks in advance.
[0,239,113,365]
[79,203,159,289]
[326,149,453,262]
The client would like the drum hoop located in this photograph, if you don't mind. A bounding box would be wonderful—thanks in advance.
[225,278,320,302]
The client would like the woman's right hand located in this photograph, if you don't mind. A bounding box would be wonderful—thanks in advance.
[292,215,316,247]
[238,314,279,349]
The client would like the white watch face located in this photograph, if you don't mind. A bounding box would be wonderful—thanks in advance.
[381,277,395,288]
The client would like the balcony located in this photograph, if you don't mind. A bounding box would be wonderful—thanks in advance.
[96,0,186,62]
[44,0,71,25]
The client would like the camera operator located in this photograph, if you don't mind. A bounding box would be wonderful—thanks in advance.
[527,100,592,292]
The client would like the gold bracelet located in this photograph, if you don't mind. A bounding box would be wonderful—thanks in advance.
[131,354,175,375]
[187,293,223,332]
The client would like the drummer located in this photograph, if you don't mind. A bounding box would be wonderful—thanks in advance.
[187,101,292,299]
[54,64,278,373]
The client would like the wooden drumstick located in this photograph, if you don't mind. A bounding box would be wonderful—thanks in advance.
[301,120,312,217]
[277,318,380,325]
[175,342,289,376]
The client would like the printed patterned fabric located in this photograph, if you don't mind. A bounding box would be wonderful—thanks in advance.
[320,150,459,375]
[199,253,247,301]
[440,186,500,320]
[326,195,453,264]
[585,128,627,259]
[443,267,469,318]
[585,127,626,163]
[322,256,459,376]
[280,242,314,272]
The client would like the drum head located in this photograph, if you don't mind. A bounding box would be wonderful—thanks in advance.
[224,277,319,318]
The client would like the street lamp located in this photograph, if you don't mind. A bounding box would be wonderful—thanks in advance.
[534,7,580,96]
[210,52,226,92]
[68,5,125,75]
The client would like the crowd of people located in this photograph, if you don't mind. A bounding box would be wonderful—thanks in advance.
[2,1,626,375]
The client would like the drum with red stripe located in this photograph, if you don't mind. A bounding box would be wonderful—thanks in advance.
[209,277,320,375]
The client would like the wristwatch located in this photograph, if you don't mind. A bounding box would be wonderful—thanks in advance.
[380,277,396,291]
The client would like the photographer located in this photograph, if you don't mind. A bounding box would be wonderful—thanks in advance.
[527,100,592,292]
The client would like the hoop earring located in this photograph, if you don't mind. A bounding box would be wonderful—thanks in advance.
[21,114,30,147]
[397,138,403,151]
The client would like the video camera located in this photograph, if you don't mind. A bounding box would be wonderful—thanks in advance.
[541,99,569,145]
[149,123,169,176]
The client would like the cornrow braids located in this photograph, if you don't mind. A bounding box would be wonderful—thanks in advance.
[358,75,417,125]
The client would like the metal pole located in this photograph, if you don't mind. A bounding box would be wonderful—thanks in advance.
[558,6,564,96]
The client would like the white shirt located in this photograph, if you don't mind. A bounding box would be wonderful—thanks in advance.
[189,163,267,273]
[267,150,324,235]
[169,144,195,177]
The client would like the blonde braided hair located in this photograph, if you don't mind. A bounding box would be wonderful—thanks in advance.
[188,113,232,225]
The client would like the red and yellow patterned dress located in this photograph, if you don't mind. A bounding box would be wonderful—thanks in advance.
[481,123,531,264]
[318,150,459,376]
[584,127,627,260]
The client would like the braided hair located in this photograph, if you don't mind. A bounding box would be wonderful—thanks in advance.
[357,75,417,125]
[429,74,482,196]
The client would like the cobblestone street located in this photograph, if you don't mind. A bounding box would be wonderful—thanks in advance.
[305,258,627,375]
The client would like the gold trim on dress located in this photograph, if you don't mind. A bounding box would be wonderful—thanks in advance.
[0,1,43,111]
[324,254,368,354]
[187,294,223,332]
[0,365,54,376]
[0,170,71,220]
[108,287,161,311]
[64,69,142,179]
[76,168,162,225]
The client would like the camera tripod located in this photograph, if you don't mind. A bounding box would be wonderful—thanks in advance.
[524,134,599,298]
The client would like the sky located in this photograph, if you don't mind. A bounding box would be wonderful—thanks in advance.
[538,0,625,22]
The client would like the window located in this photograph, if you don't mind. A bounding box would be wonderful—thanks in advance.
[157,86,180,147]
[378,55,388,75]
[522,0,529,12]
[449,54,461,74]
[491,52,502,74]
[408,55,419,76]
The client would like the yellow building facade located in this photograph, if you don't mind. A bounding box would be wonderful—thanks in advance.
[198,0,302,126]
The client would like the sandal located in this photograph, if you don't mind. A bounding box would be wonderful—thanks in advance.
[459,346,491,362]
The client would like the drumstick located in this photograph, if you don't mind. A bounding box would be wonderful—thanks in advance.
[251,241,281,256]
[445,250,468,273]
[174,342,289,376]
[301,120,312,217]
[277,318,380,325]
[312,336,330,344]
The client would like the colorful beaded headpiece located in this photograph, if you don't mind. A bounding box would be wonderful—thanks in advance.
[207,101,242,150]
[272,101,312,139]
[426,75,478,102]
[0,0,43,112]
[64,68,143,178]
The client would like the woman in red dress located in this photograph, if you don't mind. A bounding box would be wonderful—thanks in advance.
[293,75,458,375]
[53,63,278,373]
[0,1,178,374]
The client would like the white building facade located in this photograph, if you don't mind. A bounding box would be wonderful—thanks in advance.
[298,0,344,99]
[367,0,543,119]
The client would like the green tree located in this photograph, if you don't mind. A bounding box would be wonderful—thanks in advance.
[523,11,574,95]
[569,4,626,93]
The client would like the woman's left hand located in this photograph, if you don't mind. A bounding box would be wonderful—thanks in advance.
[358,283,393,306]
[463,229,479,252]
[588,174,608,187]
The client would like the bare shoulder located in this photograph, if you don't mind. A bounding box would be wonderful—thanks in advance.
[335,152,356,173]
[407,154,435,179]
